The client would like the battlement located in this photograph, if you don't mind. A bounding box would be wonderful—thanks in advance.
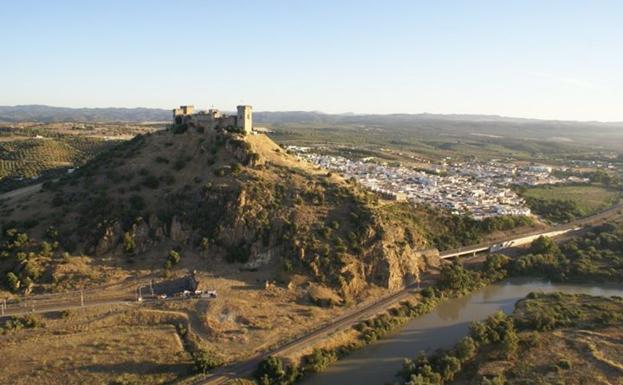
[172,104,253,135]
[173,105,194,118]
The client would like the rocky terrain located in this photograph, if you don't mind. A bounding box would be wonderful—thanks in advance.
[0,124,442,301]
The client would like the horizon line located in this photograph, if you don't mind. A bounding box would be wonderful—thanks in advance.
[1,103,622,125]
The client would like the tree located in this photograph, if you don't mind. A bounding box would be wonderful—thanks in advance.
[455,336,478,362]
[255,356,297,385]
[439,354,462,381]
[406,364,442,385]
[529,236,560,255]
[483,254,510,277]
[437,261,477,293]
[6,272,20,291]
[501,324,519,359]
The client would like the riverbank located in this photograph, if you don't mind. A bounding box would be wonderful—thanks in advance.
[397,291,623,385]
[300,279,623,385]
[253,254,512,385]
[254,221,623,385]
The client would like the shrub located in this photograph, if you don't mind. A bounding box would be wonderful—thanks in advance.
[167,250,181,265]
[455,336,477,361]
[480,375,506,385]
[172,124,188,134]
[557,358,572,370]
[200,237,210,250]
[52,194,64,207]
[142,175,159,189]
[225,243,250,263]
[192,350,222,373]
[255,356,298,385]
[304,348,337,373]
[161,174,175,185]
[122,232,135,254]
[231,163,242,174]
[129,195,145,211]
[214,168,226,177]
[173,158,187,171]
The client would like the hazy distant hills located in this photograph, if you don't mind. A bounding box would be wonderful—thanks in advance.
[3,104,622,126]
[1,105,622,148]
[253,111,623,149]
[0,105,171,123]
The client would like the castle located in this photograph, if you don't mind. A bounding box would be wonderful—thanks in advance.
[173,105,253,135]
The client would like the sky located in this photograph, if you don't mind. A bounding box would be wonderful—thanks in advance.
[1,0,622,121]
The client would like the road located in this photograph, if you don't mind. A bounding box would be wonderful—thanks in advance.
[1,202,621,383]
[184,280,431,385]
[439,202,623,260]
[186,203,623,385]
[0,275,163,317]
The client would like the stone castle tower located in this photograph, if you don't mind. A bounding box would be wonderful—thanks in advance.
[237,105,252,135]
[172,104,253,135]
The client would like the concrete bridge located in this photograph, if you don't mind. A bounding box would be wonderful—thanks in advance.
[439,226,581,260]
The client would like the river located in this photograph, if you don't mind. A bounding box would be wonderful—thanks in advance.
[300,277,623,385]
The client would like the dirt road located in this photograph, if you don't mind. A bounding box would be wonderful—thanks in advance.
[0,183,43,200]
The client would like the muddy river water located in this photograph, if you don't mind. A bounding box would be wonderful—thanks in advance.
[301,278,623,385]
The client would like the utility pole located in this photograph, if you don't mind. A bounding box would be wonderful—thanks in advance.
[80,290,84,307]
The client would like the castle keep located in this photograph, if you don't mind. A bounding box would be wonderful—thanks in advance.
[173,105,253,135]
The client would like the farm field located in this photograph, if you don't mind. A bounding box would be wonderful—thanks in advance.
[520,185,620,219]
[0,137,120,180]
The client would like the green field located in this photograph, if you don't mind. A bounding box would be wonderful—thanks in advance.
[520,185,620,221]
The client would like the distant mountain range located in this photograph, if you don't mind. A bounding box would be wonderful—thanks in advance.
[2,104,622,126]
[0,105,171,123]
[1,105,622,149]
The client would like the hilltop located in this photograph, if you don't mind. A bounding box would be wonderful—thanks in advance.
[0,114,539,385]
[0,122,448,301]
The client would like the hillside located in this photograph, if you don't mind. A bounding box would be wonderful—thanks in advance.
[0,125,446,301]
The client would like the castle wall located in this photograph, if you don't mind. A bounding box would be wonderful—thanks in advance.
[173,105,251,135]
